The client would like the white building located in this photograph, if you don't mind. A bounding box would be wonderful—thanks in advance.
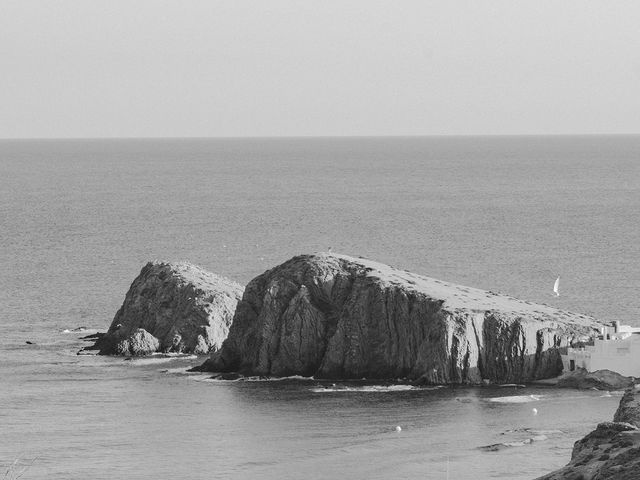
[561,321,640,377]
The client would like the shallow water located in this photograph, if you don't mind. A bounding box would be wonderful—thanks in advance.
[1,136,638,478]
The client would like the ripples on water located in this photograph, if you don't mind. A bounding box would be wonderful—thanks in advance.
[0,334,624,480]
[1,136,638,479]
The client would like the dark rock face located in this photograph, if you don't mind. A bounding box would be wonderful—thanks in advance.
[86,261,243,356]
[536,385,640,480]
[201,253,601,382]
[556,369,635,391]
[614,388,640,428]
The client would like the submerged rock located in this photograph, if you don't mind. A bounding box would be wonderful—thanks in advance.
[84,261,243,356]
[556,368,635,391]
[199,252,602,382]
[537,385,640,480]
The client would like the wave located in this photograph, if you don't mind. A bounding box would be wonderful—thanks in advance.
[61,327,98,334]
[125,354,197,365]
[188,374,237,383]
[151,352,198,358]
[486,394,541,403]
[161,366,199,375]
[599,390,625,397]
[176,373,316,382]
[310,385,444,393]
[243,375,315,382]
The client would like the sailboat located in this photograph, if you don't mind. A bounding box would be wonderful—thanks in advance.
[553,276,560,296]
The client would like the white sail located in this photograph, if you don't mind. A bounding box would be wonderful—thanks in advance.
[553,276,560,296]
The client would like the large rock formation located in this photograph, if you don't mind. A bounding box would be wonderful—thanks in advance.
[86,261,243,356]
[199,253,602,382]
[536,385,640,480]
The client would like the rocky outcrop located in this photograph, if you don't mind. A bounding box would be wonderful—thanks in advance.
[114,328,160,356]
[536,385,640,480]
[85,261,243,356]
[199,253,602,382]
[614,388,640,426]
[556,369,635,391]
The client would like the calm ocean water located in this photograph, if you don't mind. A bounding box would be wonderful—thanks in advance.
[1,136,639,479]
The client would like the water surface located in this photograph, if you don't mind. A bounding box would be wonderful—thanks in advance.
[1,136,638,478]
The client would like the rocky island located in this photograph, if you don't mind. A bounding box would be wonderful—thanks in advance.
[198,252,603,383]
[83,261,243,355]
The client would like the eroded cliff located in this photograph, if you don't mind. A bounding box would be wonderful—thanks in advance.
[86,261,243,355]
[201,253,602,382]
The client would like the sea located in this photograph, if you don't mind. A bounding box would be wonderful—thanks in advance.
[1,135,639,479]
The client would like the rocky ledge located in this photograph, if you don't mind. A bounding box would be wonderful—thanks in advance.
[556,368,635,391]
[198,252,602,382]
[83,261,243,356]
[536,385,640,480]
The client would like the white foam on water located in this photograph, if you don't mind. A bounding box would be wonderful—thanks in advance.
[526,429,563,435]
[153,352,198,358]
[487,394,541,403]
[188,375,226,382]
[243,375,315,382]
[127,354,198,365]
[181,373,236,383]
[162,366,196,375]
[61,328,99,334]
[310,385,443,393]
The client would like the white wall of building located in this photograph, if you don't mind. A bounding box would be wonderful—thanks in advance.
[561,331,640,378]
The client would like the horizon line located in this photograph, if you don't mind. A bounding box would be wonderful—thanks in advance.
[1,132,640,141]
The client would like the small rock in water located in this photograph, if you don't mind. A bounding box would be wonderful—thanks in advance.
[395,426,402,432]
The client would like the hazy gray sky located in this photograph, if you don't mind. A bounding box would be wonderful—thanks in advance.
[2,1,640,138]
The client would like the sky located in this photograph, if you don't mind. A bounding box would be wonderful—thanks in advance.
[2,1,640,138]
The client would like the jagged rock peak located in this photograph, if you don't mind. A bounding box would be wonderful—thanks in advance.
[201,252,602,382]
[87,261,244,356]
